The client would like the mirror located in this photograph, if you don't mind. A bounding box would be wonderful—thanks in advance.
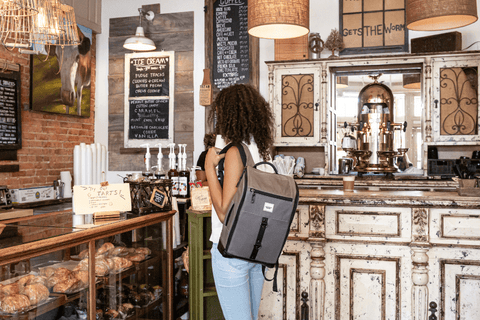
[333,68,423,175]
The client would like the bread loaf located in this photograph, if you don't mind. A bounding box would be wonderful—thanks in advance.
[22,283,49,305]
[97,242,114,255]
[135,247,151,256]
[0,294,31,313]
[1,283,20,295]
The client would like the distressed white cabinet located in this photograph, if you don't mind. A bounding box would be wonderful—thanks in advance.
[61,0,102,33]
[431,55,480,142]
[269,65,322,146]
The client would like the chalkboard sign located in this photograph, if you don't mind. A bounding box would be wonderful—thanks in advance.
[129,55,170,97]
[128,99,169,140]
[124,52,175,148]
[150,187,167,208]
[213,0,249,90]
[0,74,21,150]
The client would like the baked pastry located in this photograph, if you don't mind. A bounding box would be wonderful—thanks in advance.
[118,303,135,318]
[53,278,80,293]
[73,270,89,284]
[0,294,31,313]
[1,283,20,295]
[17,275,47,287]
[106,258,115,271]
[78,249,89,259]
[39,267,56,278]
[135,247,151,256]
[17,275,36,287]
[104,309,120,320]
[110,246,127,257]
[112,257,132,270]
[22,283,49,305]
[126,253,146,262]
[97,242,114,255]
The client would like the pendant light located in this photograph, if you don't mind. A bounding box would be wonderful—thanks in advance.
[403,74,421,89]
[337,76,349,88]
[406,0,478,31]
[0,0,40,48]
[248,0,309,39]
[123,8,156,51]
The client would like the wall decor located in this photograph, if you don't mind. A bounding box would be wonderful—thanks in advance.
[31,25,92,117]
[340,0,408,55]
[0,69,21,151]
[124,51,175,148]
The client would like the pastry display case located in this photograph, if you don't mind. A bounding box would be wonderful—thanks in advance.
[0,210,176,320]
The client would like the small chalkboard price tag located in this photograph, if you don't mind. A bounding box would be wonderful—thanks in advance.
[150,187,167,208]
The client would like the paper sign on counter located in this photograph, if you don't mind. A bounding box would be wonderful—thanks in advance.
[73,184,131,215]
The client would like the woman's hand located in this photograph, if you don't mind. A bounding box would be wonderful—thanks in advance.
[205,147,225,169]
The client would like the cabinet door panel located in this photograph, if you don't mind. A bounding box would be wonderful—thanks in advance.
[432,56,480,142]
[273,67,321,145]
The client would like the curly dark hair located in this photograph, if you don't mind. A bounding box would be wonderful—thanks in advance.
[210,84,274,161]
[204,133,216,149]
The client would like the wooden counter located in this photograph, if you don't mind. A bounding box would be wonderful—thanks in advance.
[299,189,480,208]
[257,188,480,320]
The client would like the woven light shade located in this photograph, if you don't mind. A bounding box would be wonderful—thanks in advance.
[248,0,309,39]
[407,0,478,31]
[0,0,40,48]
[54,4,80,46]
[337,76,348,88]
[403,74,421,89]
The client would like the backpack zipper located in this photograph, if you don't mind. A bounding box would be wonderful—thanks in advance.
[250,188,293,203]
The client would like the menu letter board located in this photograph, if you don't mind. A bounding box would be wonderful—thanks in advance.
[0,75,21,150]
[340,0,408,55]
[128,99,169,140]
[213,0,249,90]
[129,56,170,97]
[124,52,175,148]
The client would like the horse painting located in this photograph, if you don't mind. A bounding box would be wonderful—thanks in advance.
[31,25,92,117]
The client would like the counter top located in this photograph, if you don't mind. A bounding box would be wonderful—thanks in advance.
[299,189,480,208]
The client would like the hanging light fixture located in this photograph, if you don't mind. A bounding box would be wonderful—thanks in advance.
[336,76,349,88]
[54,3,80,46]
[123,8,156,51]
[406,0,478,31]
[0,0,40,48]
[403,74,421,89]
[248,0,309,39]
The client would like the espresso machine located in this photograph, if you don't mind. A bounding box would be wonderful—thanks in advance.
[343,75,407,175]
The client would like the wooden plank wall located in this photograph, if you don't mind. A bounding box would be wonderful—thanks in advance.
[108,5,194,171]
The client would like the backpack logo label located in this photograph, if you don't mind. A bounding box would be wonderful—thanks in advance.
[263,202,274,212]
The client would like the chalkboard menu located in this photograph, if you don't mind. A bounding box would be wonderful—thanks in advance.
[129,55,170,97]
[124,52,175,148]
[213,0,249,90]
[128,99,169,140]
[0,75,21,149]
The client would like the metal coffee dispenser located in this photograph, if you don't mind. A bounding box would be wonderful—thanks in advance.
[344,75,407,175]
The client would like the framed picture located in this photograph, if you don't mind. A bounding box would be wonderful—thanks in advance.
[340,0,408,55]
[30,25,92,117]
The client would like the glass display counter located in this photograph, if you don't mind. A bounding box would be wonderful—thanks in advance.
[0,210,175,320]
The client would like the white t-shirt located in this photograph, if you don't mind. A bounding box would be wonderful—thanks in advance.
[209,141,264,244]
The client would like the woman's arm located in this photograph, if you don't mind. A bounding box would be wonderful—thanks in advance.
[195,170,209,186]
[205,146,244,223]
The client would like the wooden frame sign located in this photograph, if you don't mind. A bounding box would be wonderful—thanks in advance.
[340,0,408,55]
[124,51,175,148]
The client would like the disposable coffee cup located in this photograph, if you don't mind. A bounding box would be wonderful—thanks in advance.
[215,134,226,150]
[343,176,355,192]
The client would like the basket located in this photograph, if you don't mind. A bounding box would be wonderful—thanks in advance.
[126,179,173,214]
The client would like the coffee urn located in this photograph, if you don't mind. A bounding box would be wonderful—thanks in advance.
[344,75,407,175]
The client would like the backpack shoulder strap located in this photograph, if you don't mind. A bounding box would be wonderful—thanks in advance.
[217,142,255,186]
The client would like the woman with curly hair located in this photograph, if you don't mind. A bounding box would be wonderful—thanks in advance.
[205,83,274,319]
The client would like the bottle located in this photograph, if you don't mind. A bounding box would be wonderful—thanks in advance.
[167,143,179,196]
[177,144,190,198]
[154,143,166,179]
[140,143,153,179]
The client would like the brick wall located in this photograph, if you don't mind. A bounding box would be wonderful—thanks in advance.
[0,35,96,190]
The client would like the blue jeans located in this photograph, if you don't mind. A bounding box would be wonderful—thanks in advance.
[211,243,264,320]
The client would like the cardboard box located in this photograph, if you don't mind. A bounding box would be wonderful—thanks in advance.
[10,186,55,204]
